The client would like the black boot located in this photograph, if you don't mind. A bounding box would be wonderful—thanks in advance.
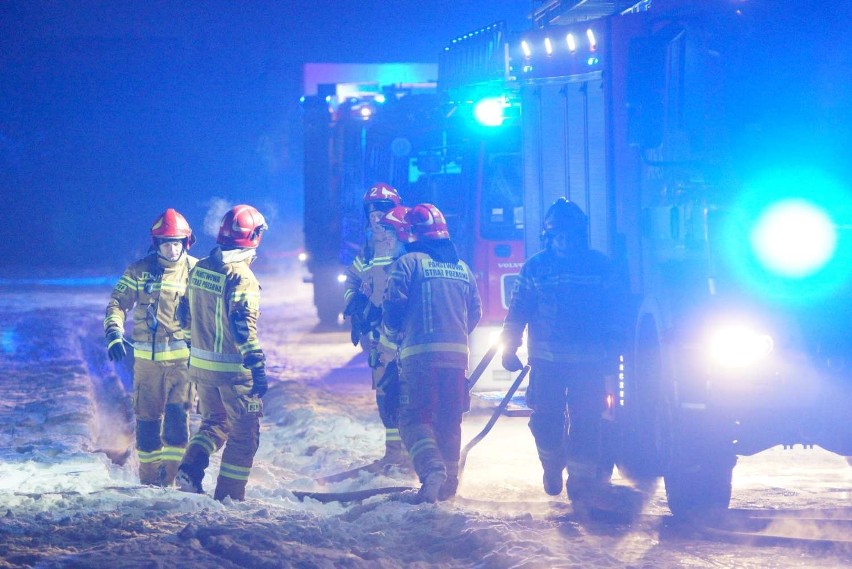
[542,464,564,496]
[175,464,204,494]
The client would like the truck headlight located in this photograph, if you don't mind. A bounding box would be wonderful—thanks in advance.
[706,322,774,368]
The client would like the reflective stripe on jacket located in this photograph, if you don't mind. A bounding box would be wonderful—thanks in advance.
[184,247,262,381]
[382,252,481,368]
[502,247,622,363]
[104,252,196,362]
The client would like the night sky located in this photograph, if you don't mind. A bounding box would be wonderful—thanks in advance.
[1,1,529,272]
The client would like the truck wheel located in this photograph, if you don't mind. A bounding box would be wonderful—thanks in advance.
[616,316,669,486]
[597,418,617,483]
[664,449,735,517]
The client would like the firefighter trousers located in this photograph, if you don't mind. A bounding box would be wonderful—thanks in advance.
[374,358,402,454]
[398,362,466,483]
[180,374,262,501]
[132,357,192,485]
[525,359,607,483]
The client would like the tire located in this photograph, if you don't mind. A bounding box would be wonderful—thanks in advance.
[664,445,735,517]
[616,315,668,486]
[598,419,617,484]
[664,410,736,517]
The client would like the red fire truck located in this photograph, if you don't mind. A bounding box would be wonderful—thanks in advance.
[436,0,852,515]
[302,0,851,514]
[301,61,526,389]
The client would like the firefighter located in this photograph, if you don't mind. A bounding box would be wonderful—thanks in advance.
[383,204,482,503]
[175,204,269,501]
[342,183,410,468]
[104,208,197,486]
[500,197,625,509]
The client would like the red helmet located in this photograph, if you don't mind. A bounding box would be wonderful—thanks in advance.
[379,206,414,243]
[407,203,450,241]
[363,182,402,214]
[217,205,268,249]
[151,208,195,249]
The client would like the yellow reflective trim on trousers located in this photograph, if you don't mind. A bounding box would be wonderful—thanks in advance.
[214,298,224,353]
[133,348,190,361]
[190,358,247,373]
[408,438,438,460]
[385,428,401,442]
[160,446,185,462]
[400,342,469,359]
[219,462,251,481]
[189,433,218,455]
[138,449,162,464]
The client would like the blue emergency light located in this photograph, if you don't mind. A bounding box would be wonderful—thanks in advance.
[722,168,851,303]
[473,96,508,127]
[750,199,836,278]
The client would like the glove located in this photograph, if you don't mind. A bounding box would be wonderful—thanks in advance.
[343,292,369,318]
[106,329,127,362]
[349,313,363,346]
[243,351,267,398]
[249,366,268,398]
[501,350,524,372]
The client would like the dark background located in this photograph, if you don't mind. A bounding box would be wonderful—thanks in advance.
[0,1,529,273]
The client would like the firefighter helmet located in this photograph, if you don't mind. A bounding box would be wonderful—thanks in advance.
[543,198,587,235]
[407,203,450,240]
[217,205,268,249]
[541,198,589,249]
[379,205,414,243]
[363,182,402,214]
[150,208,196,249]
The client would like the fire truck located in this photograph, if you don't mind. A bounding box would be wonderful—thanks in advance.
[435,0,851,515]
[300,62,526,379]
[302,0,851,514]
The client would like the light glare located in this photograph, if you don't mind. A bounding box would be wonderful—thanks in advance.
[586,29,597,50]
[750,199,837,277]
[566,33,577,52]
[707,322,774,369]
[473,96,506,127]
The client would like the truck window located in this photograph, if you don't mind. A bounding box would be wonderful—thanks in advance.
[480,153,524,241]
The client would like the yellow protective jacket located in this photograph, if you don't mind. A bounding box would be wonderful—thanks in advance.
[184,247,263,382]
[383,250,482,369]
[104,252,196,361]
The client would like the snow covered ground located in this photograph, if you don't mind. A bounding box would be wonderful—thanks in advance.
[1,268,851,568]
